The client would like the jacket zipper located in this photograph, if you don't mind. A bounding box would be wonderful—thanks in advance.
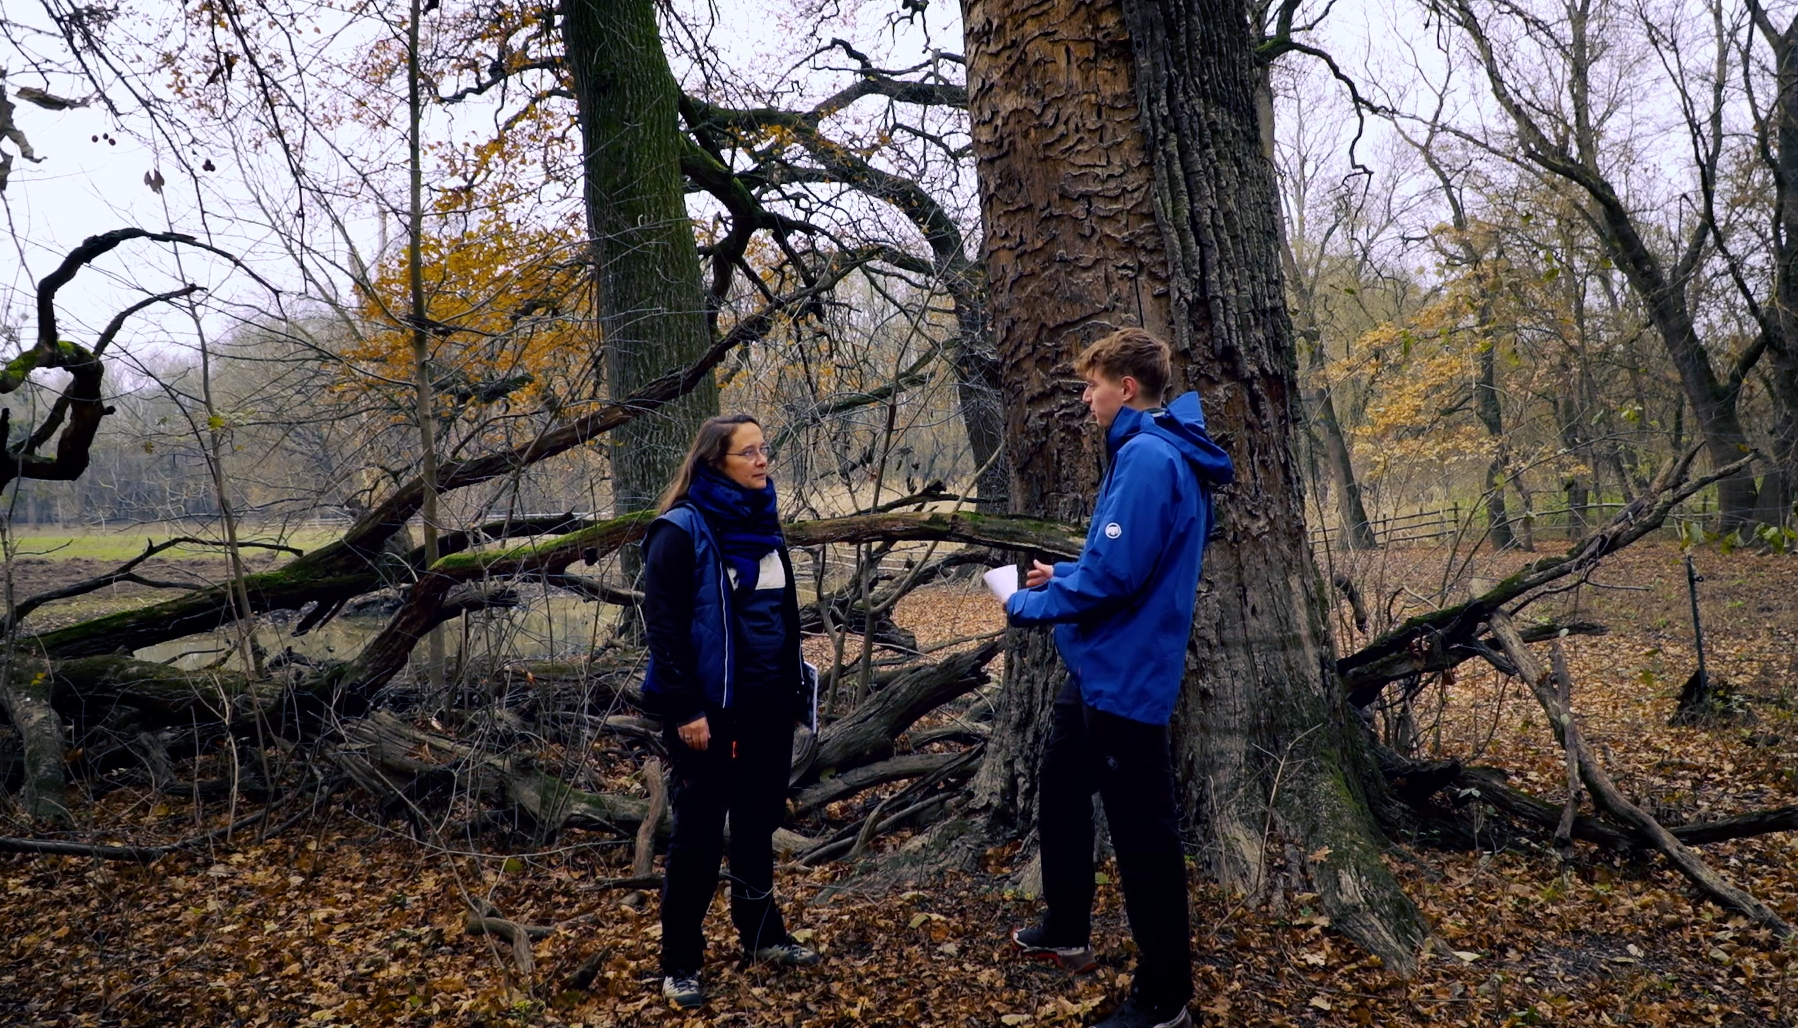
[718,544,733,709]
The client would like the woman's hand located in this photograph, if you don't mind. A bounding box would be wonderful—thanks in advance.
[678,714,711,751]
[1024,560,1055,588]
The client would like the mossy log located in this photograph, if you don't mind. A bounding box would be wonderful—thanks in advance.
[1,665,68,822]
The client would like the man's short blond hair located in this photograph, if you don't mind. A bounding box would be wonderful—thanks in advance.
[1074,328,1173,404]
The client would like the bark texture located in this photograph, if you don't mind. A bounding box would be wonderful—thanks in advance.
[961,0,1176,837]
[1122,0,1426,969]
[962,0,1426,970]
[562,0,719,513]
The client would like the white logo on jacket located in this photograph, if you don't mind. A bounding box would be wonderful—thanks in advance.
[1104,522,1122,539]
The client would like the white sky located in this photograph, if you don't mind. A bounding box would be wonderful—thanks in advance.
[7,0,1793,374]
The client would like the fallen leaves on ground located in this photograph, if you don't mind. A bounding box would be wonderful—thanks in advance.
[3,541,1796,1026]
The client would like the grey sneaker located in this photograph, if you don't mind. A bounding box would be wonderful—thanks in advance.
[661,972,703,1009]
[1010,924,1098,973]
[1090,997,1192,1028]
[745,939,821,966]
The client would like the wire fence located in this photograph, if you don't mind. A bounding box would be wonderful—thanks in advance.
[1310,500,1718,551]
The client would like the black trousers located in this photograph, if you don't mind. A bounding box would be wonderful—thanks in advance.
[659,704,794,975]
[1039,677,1192,1011]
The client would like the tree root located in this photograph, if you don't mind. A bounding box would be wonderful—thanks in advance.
[465,897,547,974]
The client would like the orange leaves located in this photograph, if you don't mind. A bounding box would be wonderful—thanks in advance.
[342,196,593,418]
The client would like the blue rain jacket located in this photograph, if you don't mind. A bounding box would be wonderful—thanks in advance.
[1004,392,1234,724]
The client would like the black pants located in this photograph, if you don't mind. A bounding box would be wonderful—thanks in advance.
[1039,677,1192,1011]
[660,705,794,975]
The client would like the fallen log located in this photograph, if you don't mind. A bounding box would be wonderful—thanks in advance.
[797,747,982,866]
[1408,764,1798,853]
[791,752,968,817]
[1487,613,1792,937]
[334,711,656,835]
[799,637,1002,784]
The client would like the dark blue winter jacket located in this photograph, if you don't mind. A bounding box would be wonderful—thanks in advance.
[1004,392,1234,725]
[640,504,814,727]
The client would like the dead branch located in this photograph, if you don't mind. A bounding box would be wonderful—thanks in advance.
[1487,613,1792,937]
[1548,640,1583,860]
[26,269,854,661]
[791,751,967,817]
[2,537,304,634]
[337,514,1037,701]
[464,897,539,974]
[800,636,1001,783]
[336,711,659,835]
[1416,763,1798,852]
[0,799,284,861]
[1339,450,1751,696]
[631,760,666,878]
[1344,619,1607,705]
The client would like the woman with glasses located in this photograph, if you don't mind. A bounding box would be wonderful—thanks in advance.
[640,413,820,1010]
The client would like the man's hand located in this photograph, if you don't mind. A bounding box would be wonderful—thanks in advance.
[1024,560,1055,588]
[678,714,711,751]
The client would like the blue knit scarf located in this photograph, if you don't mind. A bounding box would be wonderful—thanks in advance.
[686,466,783,591]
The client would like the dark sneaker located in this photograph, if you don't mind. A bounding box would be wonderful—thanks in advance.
[1090,997,1192,1028]
[745,939,821,966]
[661,973,703,1009]
[1009,924,1097,973]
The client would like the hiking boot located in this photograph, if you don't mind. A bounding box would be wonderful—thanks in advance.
[1089,996,1192,1028]
[744,939,821,966]
[1009,924,1098,973]
[661,972,703,1009]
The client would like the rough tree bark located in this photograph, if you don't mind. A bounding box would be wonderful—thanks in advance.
[963,0,1425,969]
[561,0,719,513]
[960,0,1175,839]
[1123,0,1427,968]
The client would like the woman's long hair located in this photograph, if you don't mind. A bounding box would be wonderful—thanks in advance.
[656,413,763,514]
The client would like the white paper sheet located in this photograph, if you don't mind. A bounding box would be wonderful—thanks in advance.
[983,565,1019,604]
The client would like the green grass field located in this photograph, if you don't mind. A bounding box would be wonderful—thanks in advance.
[4,525,344,562]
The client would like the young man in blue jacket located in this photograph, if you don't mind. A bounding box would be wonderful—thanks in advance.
[1003,328,1234,1028]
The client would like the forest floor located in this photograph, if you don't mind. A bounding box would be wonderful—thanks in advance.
[3,539,1797,1026]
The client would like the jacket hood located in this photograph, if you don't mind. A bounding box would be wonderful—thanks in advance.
[1108,391,1235,487]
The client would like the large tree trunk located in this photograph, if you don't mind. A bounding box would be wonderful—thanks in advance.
[1121,0,1426,969]
[960,0,1174,837]
[562,0,719,514]
[963,0,1424,971]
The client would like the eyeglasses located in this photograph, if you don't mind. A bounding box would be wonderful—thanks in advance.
[727,445,771,461]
